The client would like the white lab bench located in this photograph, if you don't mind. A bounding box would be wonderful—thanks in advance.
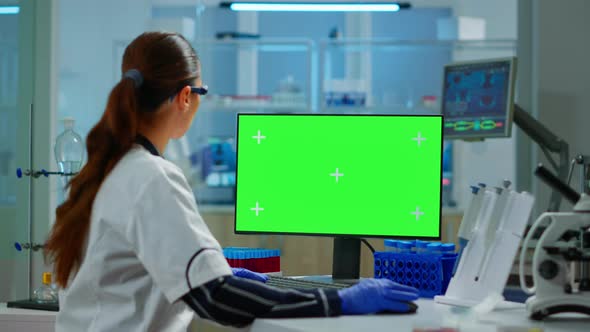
[3,299,589,332]
[0,303,56,332]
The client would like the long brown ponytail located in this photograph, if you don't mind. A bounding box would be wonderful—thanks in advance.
[45,32,200,287]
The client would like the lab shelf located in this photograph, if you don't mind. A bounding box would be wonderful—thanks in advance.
[319,106,439,115]
[319,39,516,116]
[179,38,315,205]
[199,104,309,113]
[111,38,517,208]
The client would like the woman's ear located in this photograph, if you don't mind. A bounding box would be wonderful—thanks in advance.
[175,86,192,110]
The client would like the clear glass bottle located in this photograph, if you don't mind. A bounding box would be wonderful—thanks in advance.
[33,272,58,304]
[54,117,84,186]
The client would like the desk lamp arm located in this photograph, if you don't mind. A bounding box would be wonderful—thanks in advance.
[514,104,570,211]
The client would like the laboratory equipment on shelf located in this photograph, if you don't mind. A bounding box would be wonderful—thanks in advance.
[273,75,306,108]
[194,137,236,204]
[519,165,590,320]
[435,179,535,307]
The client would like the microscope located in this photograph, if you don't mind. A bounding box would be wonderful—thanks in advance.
[519,165,590,320]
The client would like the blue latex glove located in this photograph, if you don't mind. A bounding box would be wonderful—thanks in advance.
[231,267,269,283]
[337,278,419,314]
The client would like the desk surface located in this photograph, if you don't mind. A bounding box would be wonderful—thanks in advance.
[249,299,590,332]
[3,300,590,332]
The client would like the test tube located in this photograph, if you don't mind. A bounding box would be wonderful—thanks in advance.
[426,243,442,255]
[398,241,413,254]
[407,240,417,252]
[415,240,429,254]
[441,243,456,256]
[384,239,399,253]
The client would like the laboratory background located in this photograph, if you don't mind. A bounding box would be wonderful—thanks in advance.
[1,0,590,331]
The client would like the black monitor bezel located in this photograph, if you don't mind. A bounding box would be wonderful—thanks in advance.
[234,113,443,241]
[442,56,517,140]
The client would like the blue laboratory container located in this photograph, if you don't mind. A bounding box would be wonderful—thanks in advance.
[374,247,458,298]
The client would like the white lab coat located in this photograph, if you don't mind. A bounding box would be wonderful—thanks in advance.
[56,145,232,331]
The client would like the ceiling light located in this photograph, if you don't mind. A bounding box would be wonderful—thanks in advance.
[0,6,19,15]
[220,2,410,12]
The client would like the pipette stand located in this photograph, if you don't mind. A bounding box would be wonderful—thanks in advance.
[435,185,535,307]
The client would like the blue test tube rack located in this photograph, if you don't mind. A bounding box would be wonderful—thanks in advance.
[373,250,458,298]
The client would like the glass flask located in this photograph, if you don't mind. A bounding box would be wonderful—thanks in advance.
[54,117,84,187]
[32,272,58,304]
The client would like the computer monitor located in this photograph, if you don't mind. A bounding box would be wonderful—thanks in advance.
[442,57,517,139]
[234,114,443,279]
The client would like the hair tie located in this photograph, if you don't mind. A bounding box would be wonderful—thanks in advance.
[123,69,143,88]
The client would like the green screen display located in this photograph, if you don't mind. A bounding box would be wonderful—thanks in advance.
[235,114,442,239]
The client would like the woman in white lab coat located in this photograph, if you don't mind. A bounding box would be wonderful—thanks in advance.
[44,32,418,331]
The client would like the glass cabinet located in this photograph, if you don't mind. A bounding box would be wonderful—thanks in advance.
[101,39,517,209]
[320,39,516,114]
[185,39,315,206]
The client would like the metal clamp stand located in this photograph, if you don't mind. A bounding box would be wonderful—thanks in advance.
[16,167,77,179]
[569,154,590,195]
[514,104,569,211]
[14,242,44,252]
[14,167,77,255]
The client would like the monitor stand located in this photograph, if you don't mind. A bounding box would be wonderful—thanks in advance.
[332,238,361,282]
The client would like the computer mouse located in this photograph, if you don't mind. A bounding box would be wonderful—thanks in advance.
[376,301,418,315]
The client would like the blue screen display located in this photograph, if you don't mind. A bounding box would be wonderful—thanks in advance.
[442,59,514,138]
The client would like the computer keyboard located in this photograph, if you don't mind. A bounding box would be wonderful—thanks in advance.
[266,276,351,290]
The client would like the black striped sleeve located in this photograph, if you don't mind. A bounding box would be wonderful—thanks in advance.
[182,276,342,327]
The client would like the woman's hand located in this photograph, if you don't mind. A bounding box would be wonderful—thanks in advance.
[337,278,419,314]
[231,267,269,283]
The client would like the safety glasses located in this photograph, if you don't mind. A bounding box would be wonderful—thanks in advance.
[190,85,208,95]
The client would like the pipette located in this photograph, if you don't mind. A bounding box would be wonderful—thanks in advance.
[453,183,486,275]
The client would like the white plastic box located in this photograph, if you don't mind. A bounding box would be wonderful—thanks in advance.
[437,16,486,40]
